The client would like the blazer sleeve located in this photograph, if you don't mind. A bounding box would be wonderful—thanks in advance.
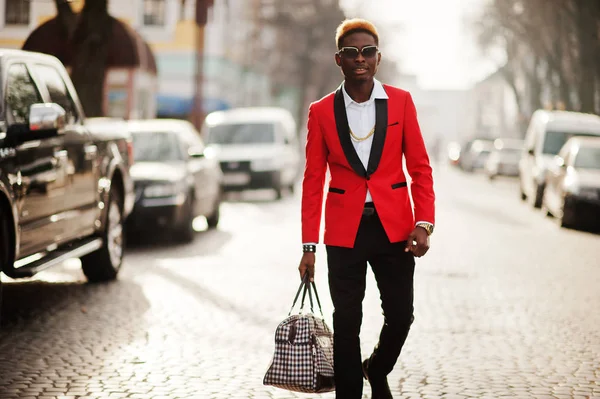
[403,92,435,224]
[301,103,329,243]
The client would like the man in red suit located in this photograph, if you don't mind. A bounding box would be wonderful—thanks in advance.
[298,18,435,399]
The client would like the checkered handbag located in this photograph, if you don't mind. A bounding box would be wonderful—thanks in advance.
[263,275,335,393]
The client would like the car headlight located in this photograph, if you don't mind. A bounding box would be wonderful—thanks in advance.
[579,187,599,200]
[144,181,186,198]
[563,173,579,194]
[251,158,281,172]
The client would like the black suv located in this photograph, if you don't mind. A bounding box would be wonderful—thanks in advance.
[0,50,134,316]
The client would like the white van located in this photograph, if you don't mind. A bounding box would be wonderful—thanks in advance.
[519,110,600,207]
[202,107,301,199]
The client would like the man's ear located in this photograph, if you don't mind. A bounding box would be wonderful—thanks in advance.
[377,52,382,65]
[335,53,342,67]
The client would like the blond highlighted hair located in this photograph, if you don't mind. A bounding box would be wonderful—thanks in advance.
[335,18,379,49]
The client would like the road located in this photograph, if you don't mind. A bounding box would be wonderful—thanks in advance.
[1,165,599,399]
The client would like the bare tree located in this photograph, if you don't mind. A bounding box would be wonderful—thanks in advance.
[574,0,599,113]
[251,0,346,129]
[54,0,112,117]
[473,0,600,118]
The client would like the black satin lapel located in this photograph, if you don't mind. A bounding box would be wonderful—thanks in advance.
[366,98,388,176]
[334,88,366,177]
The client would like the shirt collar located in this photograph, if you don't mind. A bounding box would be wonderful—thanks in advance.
[342,78,388,108]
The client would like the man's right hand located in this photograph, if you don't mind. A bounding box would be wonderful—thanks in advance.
[298,252,316,282]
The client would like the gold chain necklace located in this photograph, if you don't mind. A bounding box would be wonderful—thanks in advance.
[349,126,375,142]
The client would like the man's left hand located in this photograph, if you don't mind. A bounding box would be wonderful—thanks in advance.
[405,226,430,257]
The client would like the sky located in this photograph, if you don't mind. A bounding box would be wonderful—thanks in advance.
[339,0,500,90]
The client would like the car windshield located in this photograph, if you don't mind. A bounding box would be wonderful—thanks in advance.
[131,131,185,162]
[543,131,600,155]
[207,123,275,145]
[574,147,600,169]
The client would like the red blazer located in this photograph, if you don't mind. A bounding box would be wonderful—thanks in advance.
[301,84,435,248]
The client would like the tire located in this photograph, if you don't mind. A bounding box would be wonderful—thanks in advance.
[0,210,9,325]
[541,190,554,217]
[518,178,527,201]
[520,190,527,201]
[274,187,283,200]
[288,183,295,194]
[560,199,577,229]
[81,189,124,282]
[206,201,220,229]
[531,184,544,208]
[176,197,195,243]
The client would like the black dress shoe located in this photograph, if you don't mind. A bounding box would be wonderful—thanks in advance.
[361,359,393,399]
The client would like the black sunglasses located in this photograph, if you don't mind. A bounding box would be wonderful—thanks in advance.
[337,45,379,59]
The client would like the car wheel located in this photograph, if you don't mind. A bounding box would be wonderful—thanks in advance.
[81,189,124,282]
[531,184,544,208]
[519,179,527,201]
[206,200,220,229]
[274,187,283,200]
[0,209,10,325]
[560,199,577,229]
[541,193,553,218]
[520,191,527,201]
[176,197,196,243]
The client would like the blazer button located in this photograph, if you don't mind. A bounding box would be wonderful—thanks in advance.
[366,176,371,181]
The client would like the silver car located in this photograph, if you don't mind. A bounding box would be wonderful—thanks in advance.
[542,136,600,229]
[485,138,523,179]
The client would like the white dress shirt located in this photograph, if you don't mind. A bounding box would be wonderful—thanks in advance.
[342,79,388,203]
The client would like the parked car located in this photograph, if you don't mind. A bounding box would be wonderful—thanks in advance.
[519,110,600,208]
[460,139,494,172]
[127,119,222,242]
[542,136,600,229]
[0,49,134,314]
[202,107,301,199]
[485,138,523,179]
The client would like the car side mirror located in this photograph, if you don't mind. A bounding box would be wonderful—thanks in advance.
[29,103,66,133]
[188,146,205,158]
[6,103,66,145]
[527,148,535,156]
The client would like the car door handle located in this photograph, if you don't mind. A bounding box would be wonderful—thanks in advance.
[84,145,98,160]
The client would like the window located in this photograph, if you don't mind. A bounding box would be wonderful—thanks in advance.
[5,64,42,124]
[574,147,600,169]
[131,131,185,162]
[206,123,276,145]
[144,0,166,26]
[543,131,600,155]
[5,0,30,25]
[32,64,78,124]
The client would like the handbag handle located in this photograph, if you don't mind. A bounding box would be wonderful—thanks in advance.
[289,277,306,315]
[310,280,324,317]
[288,273,324,316]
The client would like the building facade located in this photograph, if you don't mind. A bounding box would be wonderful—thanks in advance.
[465,67,523,142]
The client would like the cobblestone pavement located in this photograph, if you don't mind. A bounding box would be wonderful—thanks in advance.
[1,166,599,399]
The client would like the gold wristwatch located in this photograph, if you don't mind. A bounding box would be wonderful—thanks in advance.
[416,222,434,236]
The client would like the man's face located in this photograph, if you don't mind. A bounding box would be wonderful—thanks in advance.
[335,31,381,82]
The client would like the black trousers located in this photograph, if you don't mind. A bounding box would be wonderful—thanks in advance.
[326,206,415,399]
